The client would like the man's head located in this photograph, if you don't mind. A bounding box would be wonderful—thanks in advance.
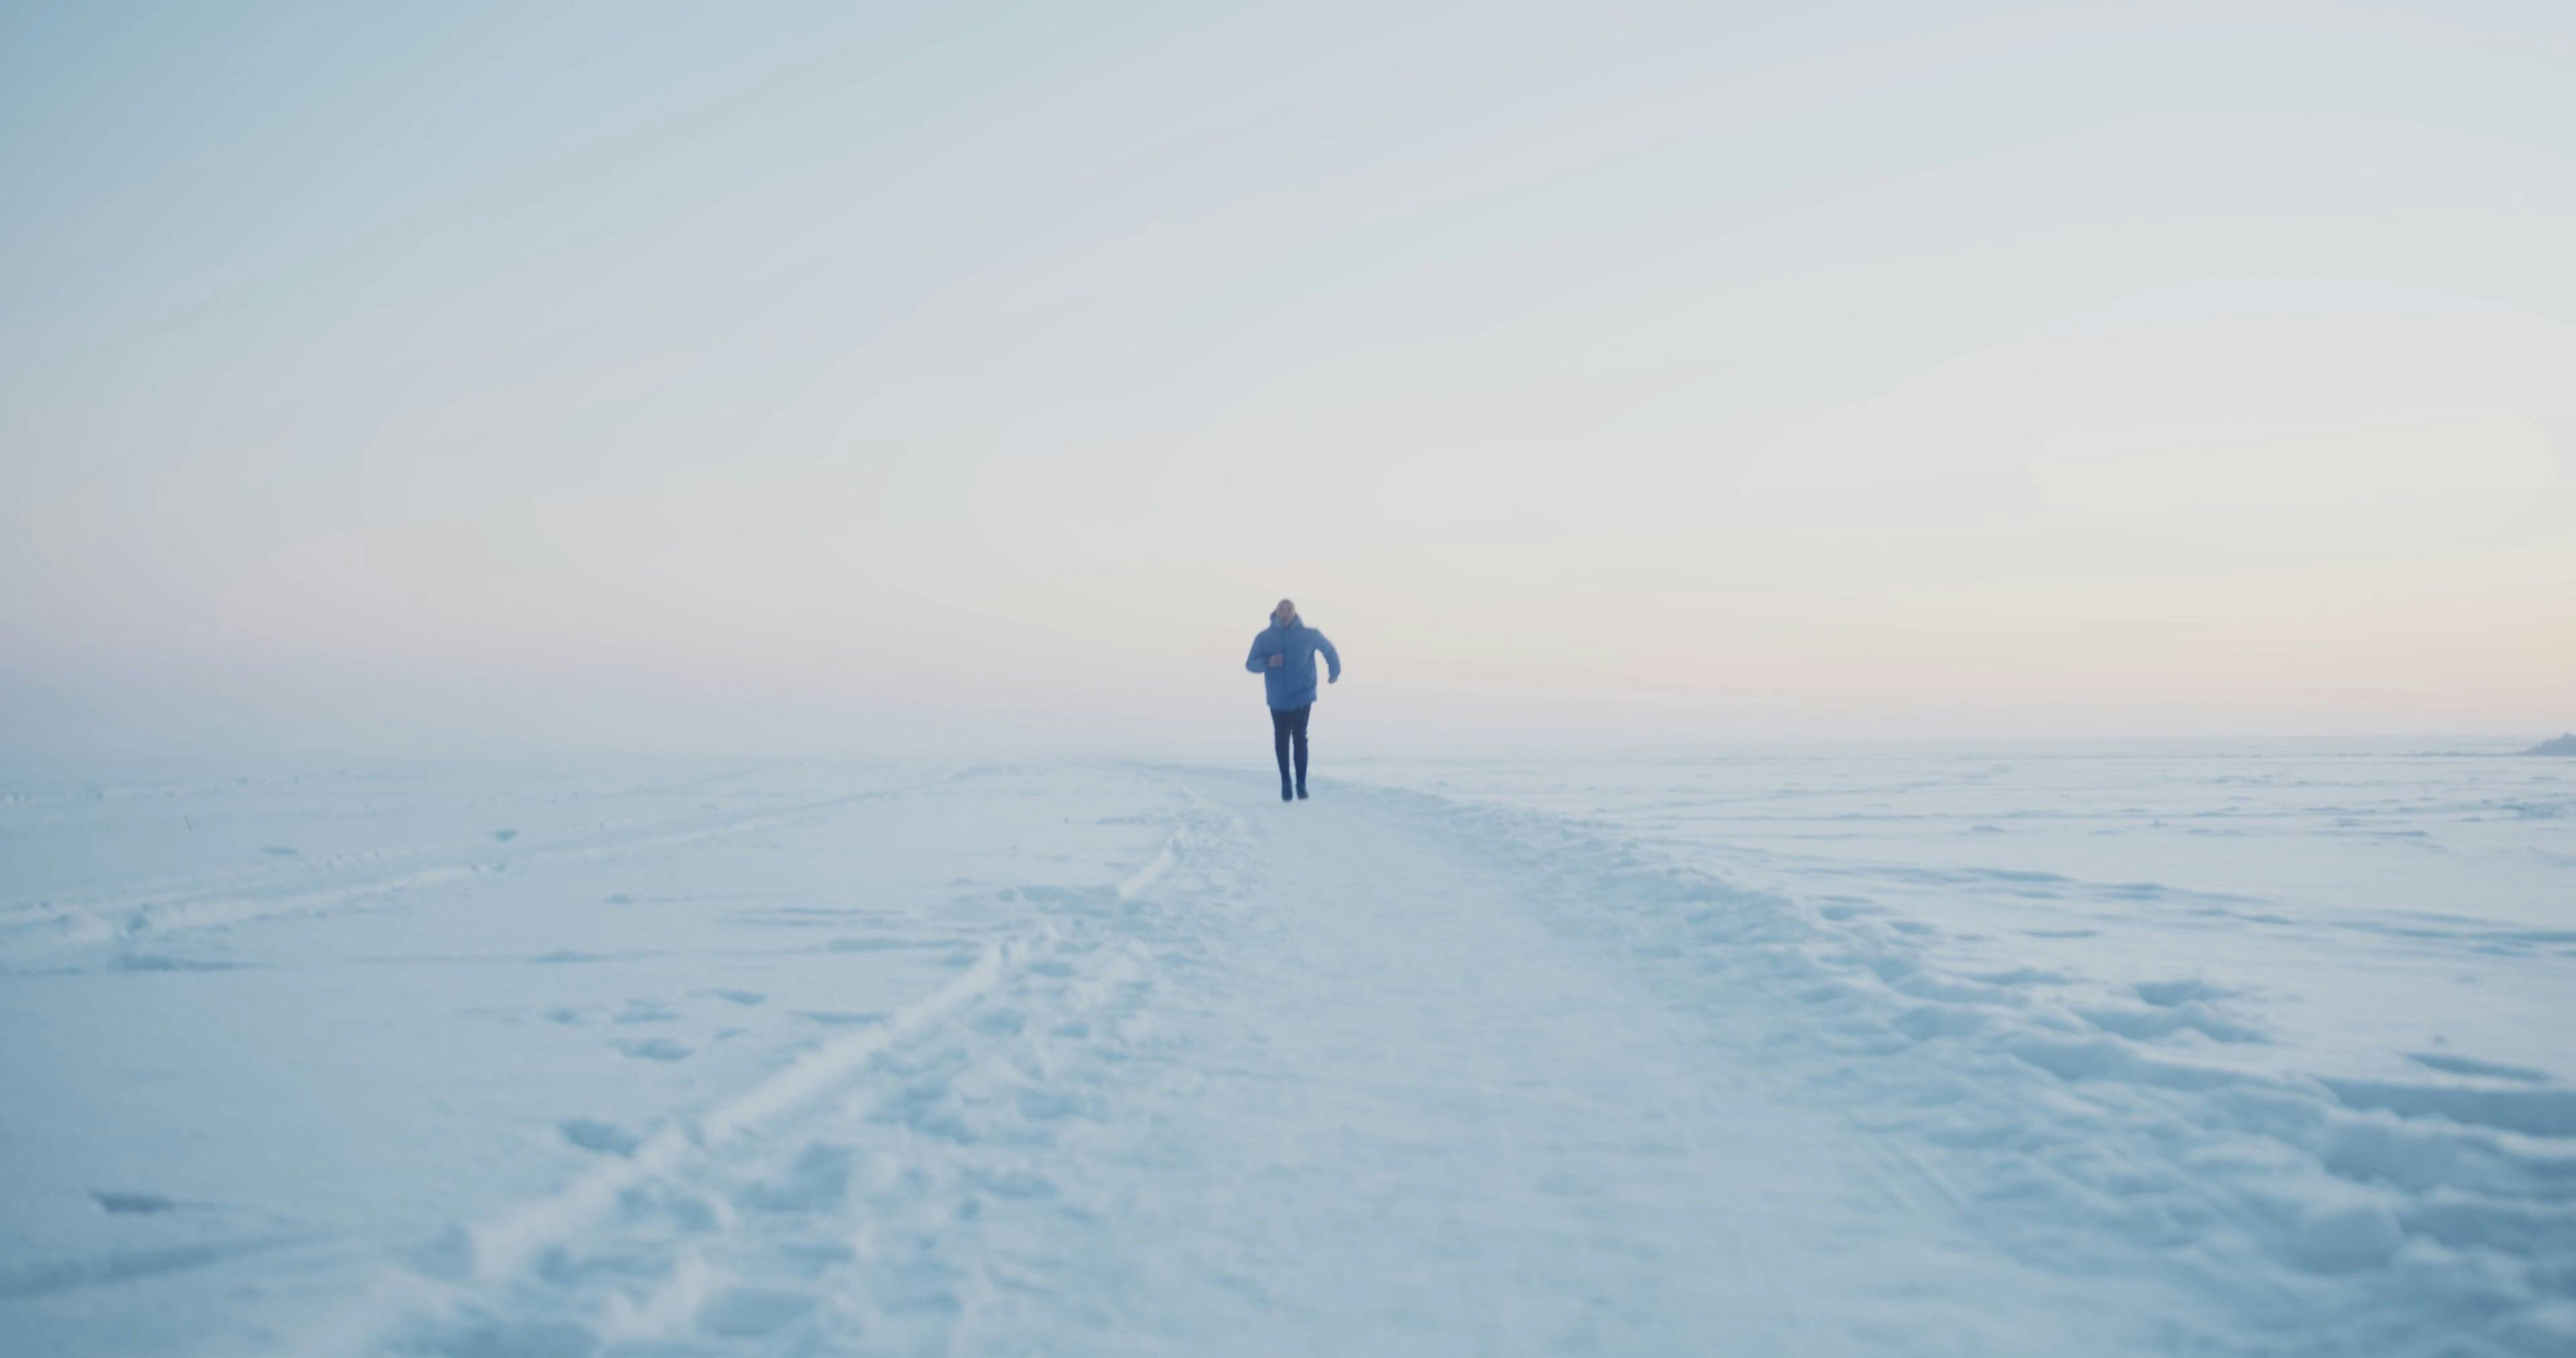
[1273,598,1297,627]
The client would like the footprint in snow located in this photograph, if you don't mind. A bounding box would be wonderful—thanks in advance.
[558,1118,641,1155]
[737,1143,853,1212]
[2134,978,2235,1007]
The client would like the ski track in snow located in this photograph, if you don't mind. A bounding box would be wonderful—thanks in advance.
[2,757,2570,1355]
[303,810,1228,1357]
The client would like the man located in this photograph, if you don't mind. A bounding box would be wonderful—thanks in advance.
[1243,598,1342,802]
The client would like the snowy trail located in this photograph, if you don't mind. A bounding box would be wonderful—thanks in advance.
[1034,777,1966,1354]
[356,771,2119,1356]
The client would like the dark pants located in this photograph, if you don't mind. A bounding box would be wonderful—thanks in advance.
[1269,704,1311,793]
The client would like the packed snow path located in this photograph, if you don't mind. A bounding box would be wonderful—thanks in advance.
[3,757,2569,1355]
[352,770,2053,1356]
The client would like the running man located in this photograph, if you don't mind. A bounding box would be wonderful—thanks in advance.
[1244,598,1341,802]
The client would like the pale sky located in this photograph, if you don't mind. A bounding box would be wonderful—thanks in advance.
[5,1,2571,755]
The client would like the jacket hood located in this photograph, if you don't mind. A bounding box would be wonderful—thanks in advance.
[1266,613,1303,629]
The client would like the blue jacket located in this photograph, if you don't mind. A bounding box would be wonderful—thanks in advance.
[1245,616,1340,710]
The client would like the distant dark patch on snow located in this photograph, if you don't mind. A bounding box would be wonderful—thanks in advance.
[2521,733,2576,756]
[492,828,520,842]
[260,846,299,856]
[795,1011,885,1027]
[603,893,633,904]
[558,1118,639,1155]
[89,1190,175,1215]
[708,988,766,1006]
[613,1000,676,1024]
[529,950,614,964]
[2408,1052,2548,1083]
[614,1037,691,1062]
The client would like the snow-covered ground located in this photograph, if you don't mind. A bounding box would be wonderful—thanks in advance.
[1,748,2569,1355]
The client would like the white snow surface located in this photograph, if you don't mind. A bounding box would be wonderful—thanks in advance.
[1,750,2570,1355]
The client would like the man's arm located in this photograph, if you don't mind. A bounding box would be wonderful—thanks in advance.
[1246,636,1271,674]
[1318,633,1341,683]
